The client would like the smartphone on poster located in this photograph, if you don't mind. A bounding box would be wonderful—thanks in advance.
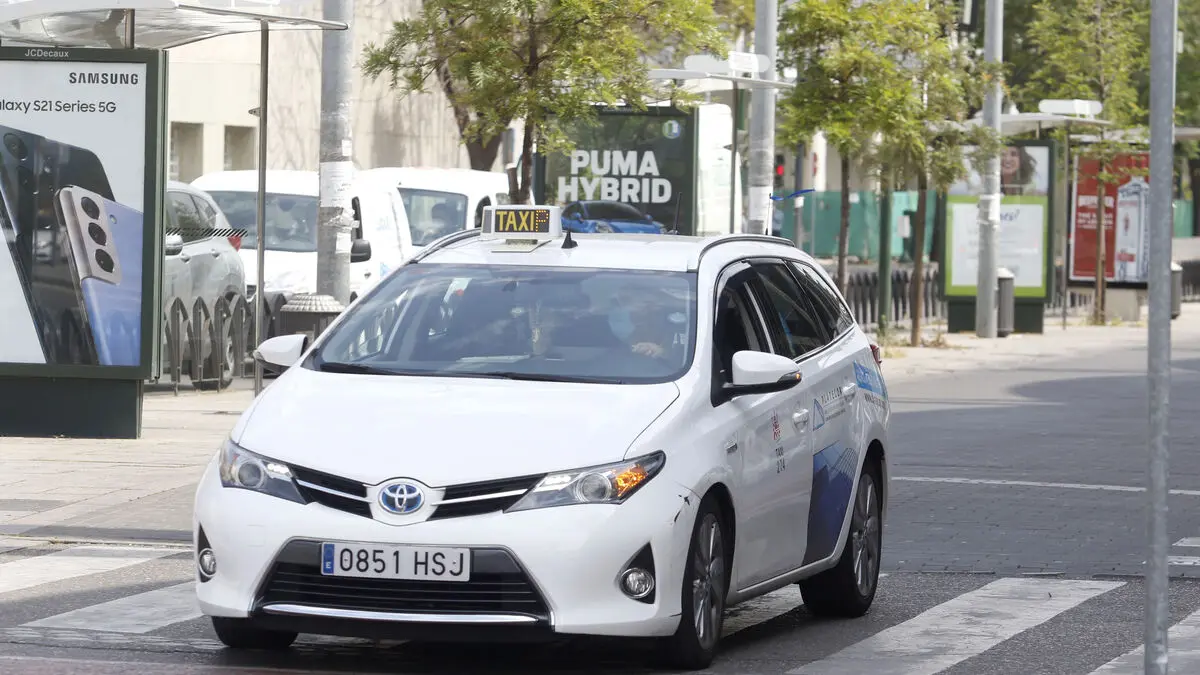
[57,186,143,367]
[0,125,113,365]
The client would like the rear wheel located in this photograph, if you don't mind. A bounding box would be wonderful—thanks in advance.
[652,495,728,670]
[195,316,235,390]
[798,462,882,617]
[211,617,296,650]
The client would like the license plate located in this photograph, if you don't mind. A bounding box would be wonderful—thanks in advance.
[320,542,471,581]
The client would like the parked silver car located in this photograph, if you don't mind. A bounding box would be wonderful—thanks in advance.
[159,180,247,389]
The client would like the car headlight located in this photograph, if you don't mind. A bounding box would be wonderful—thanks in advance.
[507,452,666,512]
[218,440,305,504]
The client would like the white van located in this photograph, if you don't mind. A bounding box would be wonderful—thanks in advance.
[358,167,514,249]
[191,170,415,302]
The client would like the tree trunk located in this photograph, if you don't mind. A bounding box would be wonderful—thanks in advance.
[1189,157,1200,236]
[515,116,536,205]
[837,154,851,292]
[910,170,929,347]
[1093,173,1107,324]
[465,135,503,171]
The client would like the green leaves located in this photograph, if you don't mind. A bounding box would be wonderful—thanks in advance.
[361,0,724,191]
[778,0,993,191]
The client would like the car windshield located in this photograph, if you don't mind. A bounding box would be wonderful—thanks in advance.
[205,190,318,253]
[585,202,647,221]
[310,264,697,384]
[398,188,469,246]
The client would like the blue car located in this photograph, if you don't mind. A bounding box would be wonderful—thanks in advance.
[561,200,666,234]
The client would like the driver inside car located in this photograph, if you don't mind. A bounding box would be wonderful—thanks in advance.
[606,289,677,359]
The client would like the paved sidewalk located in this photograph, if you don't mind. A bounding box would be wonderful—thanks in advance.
[1,305,1196,544]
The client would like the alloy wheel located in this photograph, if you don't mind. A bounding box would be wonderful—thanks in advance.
[691,513,725,649]
[851,473,881,596]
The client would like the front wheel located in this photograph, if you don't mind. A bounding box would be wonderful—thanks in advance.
[798,463,883,618]
[652,495,729,670]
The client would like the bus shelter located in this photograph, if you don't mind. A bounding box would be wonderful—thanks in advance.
[0,0,345,438]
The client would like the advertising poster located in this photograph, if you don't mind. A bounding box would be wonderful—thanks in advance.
[1068,153,1150,287]
[0,48,160,377]
[539,108,695,235]
[943,143,1053,299]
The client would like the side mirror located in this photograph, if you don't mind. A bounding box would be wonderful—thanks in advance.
[723,350,802,398]
[252,334,309,373]
[165,233,184,256]
[350,238,372,263]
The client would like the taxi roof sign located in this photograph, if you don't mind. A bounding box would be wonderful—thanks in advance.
[482,205,563,240]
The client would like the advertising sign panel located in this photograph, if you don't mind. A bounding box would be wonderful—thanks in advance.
[943,142,1054,299]
[538,107,696,235]
[1068,152,1150,287]
[0,47,163,379]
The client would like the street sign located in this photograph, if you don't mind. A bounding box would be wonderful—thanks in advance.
[728,50,770,74]
[1038,99,1103,118]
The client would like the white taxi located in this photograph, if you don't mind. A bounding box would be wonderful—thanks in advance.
[192,206,891,669]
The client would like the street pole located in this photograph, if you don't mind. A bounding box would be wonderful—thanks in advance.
[975,0,1002,338]
[316,0,354,305]
[253,20,268,397]
[731,82,740,233]
[1145,0,1177,672]
[747,0,778,235]
[878,169,892,335]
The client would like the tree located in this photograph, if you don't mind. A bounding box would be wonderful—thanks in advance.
[713,0,754,46]
[777,0,933,292]
[362,0,725,203]
[1022,0,1148,323]
[868,1,999,345]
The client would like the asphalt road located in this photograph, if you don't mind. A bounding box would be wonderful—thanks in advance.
[4,338,1200,673]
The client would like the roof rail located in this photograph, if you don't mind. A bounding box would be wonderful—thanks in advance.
[688,233,797,270]
[409,228,482,263]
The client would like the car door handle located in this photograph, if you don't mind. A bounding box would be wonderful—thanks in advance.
[792,408,810,426]
[724,441,738,454]
[842,383,858,398]
[179,254,190,263]
[210,249,221,257]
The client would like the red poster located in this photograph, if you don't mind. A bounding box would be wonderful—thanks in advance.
[1070,153,1150,285]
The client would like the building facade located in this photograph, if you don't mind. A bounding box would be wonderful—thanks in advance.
[165,1,480,183]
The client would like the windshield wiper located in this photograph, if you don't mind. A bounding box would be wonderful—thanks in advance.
[316,361,402,375]
[478,372,627,384]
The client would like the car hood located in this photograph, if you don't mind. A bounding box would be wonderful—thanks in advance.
[235,366,680,487]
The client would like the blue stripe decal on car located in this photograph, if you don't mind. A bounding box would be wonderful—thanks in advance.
[803,442,858,566]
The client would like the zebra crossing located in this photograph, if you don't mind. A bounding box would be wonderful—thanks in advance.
[4,541,1200,673]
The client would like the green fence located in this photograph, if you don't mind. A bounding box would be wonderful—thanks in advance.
[778,191,1195,260]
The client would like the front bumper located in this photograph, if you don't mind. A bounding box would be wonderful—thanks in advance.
[193,459,699,640]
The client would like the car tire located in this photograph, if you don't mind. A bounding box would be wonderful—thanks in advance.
[210,617,297,650]
[652,494,729,670]
[798,460,883,618]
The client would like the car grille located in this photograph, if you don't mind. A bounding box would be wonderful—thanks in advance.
[291,465,373,519]
[256,540,549,619]
[429,474,544,520]
[287,462,543,521]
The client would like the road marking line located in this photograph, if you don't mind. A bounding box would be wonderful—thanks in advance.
[24,581,200,633]
[1176,537,1200,547]
[723,574,889,636]
[0,537,49,554]
[1088,607,1200,673]
[1169,556,1200,566]
[0,545,180,595]
[785,577,1124,675]
[895,476,1200,497]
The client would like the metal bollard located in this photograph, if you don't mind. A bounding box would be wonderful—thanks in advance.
[1172,262,1183,320]
[996,267,1015,338]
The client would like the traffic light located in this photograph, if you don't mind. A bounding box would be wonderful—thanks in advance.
[774,153,785,190]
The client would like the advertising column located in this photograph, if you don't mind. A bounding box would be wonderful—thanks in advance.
[1069,152,1150,288]
[539,107,696,235]
[0,47,160,375]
